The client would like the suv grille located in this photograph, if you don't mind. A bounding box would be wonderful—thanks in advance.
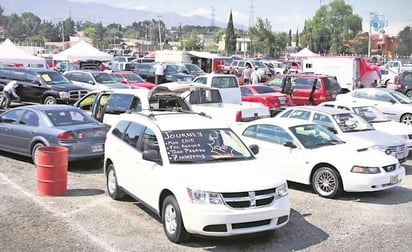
[69,90,89,100]
[388,144,406,156]
[221,188,276,209]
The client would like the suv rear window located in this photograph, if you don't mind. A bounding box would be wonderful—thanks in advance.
[322,77,341,90]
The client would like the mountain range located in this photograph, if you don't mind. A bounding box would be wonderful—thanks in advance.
[1,0,225,28]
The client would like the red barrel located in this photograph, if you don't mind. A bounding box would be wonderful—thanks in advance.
[36,146,68,196]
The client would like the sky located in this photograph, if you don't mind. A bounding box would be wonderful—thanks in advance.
[69,0,412,36]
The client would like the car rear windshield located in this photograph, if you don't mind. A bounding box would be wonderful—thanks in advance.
[322,77,341,90]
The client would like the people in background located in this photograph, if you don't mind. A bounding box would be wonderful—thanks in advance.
[242,66,251,84]
[309,79,317,105]
[251,67,260,85]
[154,62,165,85]
[1,80,21,109]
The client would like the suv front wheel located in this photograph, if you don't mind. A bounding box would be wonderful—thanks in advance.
[43,96,57,104]
[106,164,125,200]
[162,195,189,243]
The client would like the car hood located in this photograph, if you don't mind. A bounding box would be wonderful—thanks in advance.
[309,143,398,167]
[50,83,86,91]
[372,121,412,136]
[169,158,286,192]
[150,82,211,96]
[339,129,406,146]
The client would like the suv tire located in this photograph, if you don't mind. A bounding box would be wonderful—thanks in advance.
[162,195,189,243]
[43,96,57,104]
[106,164,125,200]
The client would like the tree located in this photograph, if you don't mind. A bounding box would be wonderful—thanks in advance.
[397,26,412,56]
[248,18,276,57]
[288,29,292,46]
[295,28,299,49]
[225,10,236,55]
[300,0,362,54]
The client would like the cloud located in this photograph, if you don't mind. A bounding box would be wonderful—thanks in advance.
[180,8,211,18]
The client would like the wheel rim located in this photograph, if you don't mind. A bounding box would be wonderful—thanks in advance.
[107,169,117,194]
[32,144,44,165]
[401,115,412,125]
[164,204,177,234]
[314,170,336,195]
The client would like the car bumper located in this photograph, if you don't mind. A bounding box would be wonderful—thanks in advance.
[60,142,105,161]
[179,195,290,237]
[343,166,406,192]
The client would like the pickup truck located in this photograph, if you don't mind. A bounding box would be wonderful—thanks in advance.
[191,73,270,122]
[153,82,270,125]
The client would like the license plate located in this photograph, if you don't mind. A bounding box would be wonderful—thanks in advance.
[390,175,398,184]
[91,144,103,152]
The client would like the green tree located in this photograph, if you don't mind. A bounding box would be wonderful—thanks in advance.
[225,10,236,55]
[397,26,412,56]
[295,28,299,48]
[248,17,276,56]
[301,0,362,54]
[288,29,292,46]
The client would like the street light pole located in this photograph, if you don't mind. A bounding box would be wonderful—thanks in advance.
[158,15,162,51]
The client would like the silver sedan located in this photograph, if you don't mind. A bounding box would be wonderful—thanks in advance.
[0,104,109,165]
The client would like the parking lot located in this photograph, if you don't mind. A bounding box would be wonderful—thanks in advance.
[1,151,411,252]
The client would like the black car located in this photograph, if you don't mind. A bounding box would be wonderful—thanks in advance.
[0,67,88,104]
[134,63,194,84]
[396,70,412,97]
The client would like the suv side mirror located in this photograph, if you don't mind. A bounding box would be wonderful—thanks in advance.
[284,141,297,148]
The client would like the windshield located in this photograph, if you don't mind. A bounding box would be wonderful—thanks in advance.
[389,90,412,104]
[251,60,266,68]
[352,106,389,123]
[290,124,343,149]
[40,71,72,85]
[162,128,253,163]
[92,72,117,84]
[253,85,277,94]
[332,113,374,133]
[185,64,204,73]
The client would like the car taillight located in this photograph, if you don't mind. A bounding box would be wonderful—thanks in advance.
[58,131,77,143]
[236,111,242,122]
[265,97,280,108]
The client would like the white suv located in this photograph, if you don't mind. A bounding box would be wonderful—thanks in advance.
[104,111,290,243]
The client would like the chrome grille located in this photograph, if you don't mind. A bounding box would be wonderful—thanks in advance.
[388,144,406,155]
[69,90,89,100]
[221,188,276,209]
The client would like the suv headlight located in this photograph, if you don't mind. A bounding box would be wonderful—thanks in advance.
[274,182,289,199]
[187,188,223,204]
[351,165,381,174]
[59,92,70,99]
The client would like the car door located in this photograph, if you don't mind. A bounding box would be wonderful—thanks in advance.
[12,110,41,155]
[0,109,25,153]
[13,69,48,103]
[242,124,306,183]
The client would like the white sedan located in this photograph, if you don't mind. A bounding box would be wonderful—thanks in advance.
[319,101,412,151]
[335,88,412,124]
[233,118,406,198]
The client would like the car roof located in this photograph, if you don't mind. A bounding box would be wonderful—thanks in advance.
[319,101,372,108]
[241,117,316,128]
[285,105,350,115]
[9,104,77,111]
[117,111,225,131]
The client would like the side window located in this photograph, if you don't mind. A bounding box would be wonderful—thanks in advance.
[0,109,24,124]
[78,93,97,111]
[112,120,130,138]
[26,71,40,84]
[242,125,257,138]
[123,122,144,148]
[142,128,159,152]
[313,112,334,130]
[255,124,293,145]
[289,110,311,120]
[20,111,39,126]
[193,77,207,84]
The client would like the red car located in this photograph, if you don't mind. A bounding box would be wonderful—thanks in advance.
[110,71,155,89]
[240,85,293,116]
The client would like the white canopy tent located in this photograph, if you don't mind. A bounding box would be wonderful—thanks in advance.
[290,48,319,58]
[53,41,113,61]
[0,38,46,67]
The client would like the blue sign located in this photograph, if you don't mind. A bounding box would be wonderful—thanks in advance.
[370,13,388,32]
